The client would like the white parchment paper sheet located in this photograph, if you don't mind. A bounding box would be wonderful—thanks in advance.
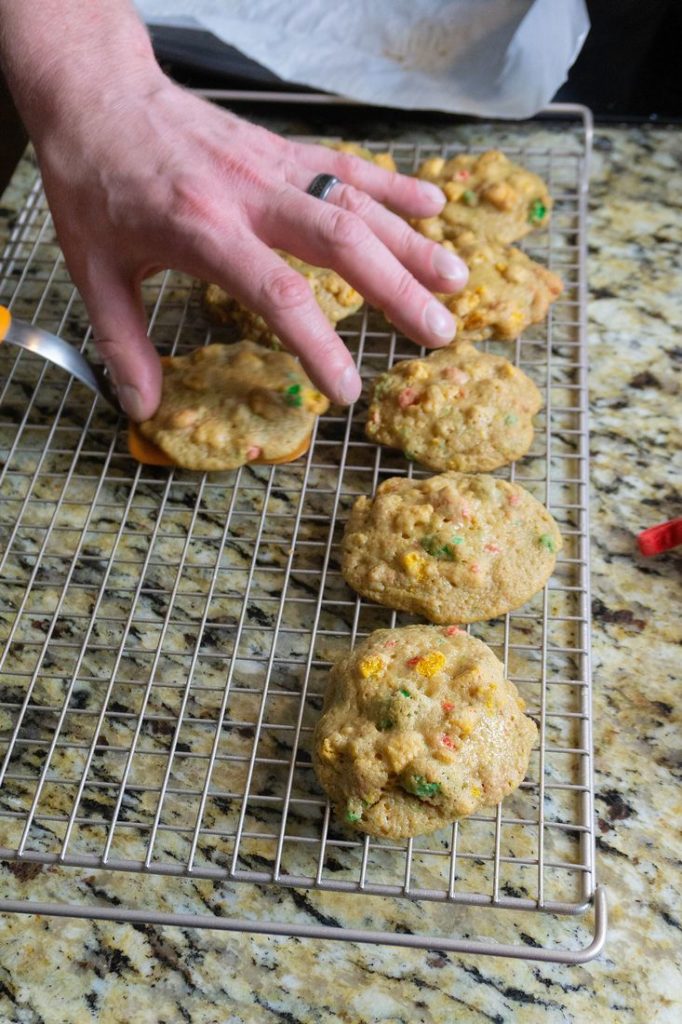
[136,1,589,119]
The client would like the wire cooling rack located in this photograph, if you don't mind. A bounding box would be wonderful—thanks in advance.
[0,102,605,962]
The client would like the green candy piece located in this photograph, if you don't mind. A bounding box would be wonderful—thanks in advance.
[461,189,478,207]
[539,533,557,553]
[345,799,364,823]
[420,535,456,561]
[504,413,518,426]
[283,383,303,407]
[406,775,441,800]
[528,199,547,225]
[451,535,464,545]
[399,688,411,699]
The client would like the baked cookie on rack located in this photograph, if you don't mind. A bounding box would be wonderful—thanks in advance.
[203,253,363,349]
[313,624,537,839]
[435,233,562,343]
[341,471,562,624]
[137,341,328,471]
[322,139,397,172]
[365,341,542,472]
[414,149,552,245]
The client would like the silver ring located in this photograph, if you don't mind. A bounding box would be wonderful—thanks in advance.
[306,173,342,201]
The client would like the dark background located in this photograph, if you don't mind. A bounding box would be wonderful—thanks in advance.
[1,0,681,194]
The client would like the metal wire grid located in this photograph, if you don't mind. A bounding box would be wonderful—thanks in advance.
[0,104,605,960]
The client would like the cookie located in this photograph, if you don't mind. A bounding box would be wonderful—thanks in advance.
[204,253,363,349]
[313,624,537,839]
[341,472,562,624]
[323,140,397,172]
[366,342,542,472]
[138,341,329,471]
[436,233,562,343]
[414,150,552,245]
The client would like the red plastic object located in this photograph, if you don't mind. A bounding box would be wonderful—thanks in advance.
[637,517,682,557]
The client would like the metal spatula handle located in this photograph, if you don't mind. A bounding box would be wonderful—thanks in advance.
[0,305,120,411]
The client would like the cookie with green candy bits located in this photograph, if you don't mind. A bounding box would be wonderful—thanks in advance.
[313,624,537,839]
[413,149,552,246]
[341,471,563,624]
[366,341,543,472]
[138,340,328,471]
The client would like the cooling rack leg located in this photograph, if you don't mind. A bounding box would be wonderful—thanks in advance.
[0,885,607,964]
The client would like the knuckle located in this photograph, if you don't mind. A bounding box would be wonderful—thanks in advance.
[392,268,418,305]
[218,153,269,192]
[395,217,422,254]
[384,170,404,194]
[168,173,213,222]
[259,267,311,314]
[328,152,358,182]
[337,185,375,221]
[310,332,341,364]
[321,207,367,251]
[401,173,428,204]
[94,336,121,361]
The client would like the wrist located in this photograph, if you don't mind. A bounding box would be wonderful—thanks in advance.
[0,1,162,146]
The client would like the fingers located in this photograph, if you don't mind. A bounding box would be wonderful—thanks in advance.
[82,269,162,421]
[292,140,446,219]
[326,183,468,293]
[260,186,458,349]
[187,231,361,405]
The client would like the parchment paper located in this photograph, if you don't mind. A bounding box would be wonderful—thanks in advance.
[136,1,589,119]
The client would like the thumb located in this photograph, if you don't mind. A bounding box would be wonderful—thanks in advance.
[83,270,162,421]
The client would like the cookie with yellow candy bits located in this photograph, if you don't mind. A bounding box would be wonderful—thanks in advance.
[436,232,563,344]
[341,471,562,624]
[366,341,542,472]
[138,341,328,471]
[203,253,363,350]
[321,139,397,172]
[313,624,537,839]
[414,149,552,246]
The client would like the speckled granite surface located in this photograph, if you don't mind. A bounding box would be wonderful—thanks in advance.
[0,118,680,1023]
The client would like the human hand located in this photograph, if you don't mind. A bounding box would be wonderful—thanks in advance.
[2,4,467,418]
[35,76,468,417]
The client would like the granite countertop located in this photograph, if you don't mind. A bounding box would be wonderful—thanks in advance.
[0,117,680,1023]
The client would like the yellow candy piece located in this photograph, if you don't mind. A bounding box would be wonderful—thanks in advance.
[358,655,384,679]
[401,552,430,580]
[470,785,482,798]
[303,388,328,414]
[483,683,497,710]
[414,650,446,678]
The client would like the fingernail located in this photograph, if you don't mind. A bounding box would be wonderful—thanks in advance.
[433,246,468,285]
[118,384,146,421]
[418,181,446,208]
[338,365,362,405]
[425,300,456,342]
